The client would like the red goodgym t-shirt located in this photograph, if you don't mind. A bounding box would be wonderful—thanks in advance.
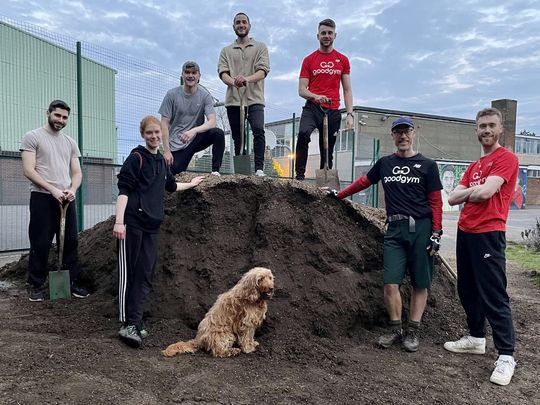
[458,147,518,233]
[299,49,350,110]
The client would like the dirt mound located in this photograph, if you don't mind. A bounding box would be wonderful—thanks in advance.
[2,175,458,357]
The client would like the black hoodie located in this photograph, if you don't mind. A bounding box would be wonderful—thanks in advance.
[117,145,177,233]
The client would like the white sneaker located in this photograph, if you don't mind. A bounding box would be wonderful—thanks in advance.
[444,336,486,354]
[255,169,265,177]
[490,355,516,386]
[211,171,221,176]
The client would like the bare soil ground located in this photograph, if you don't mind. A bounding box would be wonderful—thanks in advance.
[1,175,538,404]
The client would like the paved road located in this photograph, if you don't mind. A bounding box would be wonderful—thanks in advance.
[440,206,540,260]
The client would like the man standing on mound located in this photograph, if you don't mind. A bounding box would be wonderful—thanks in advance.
[294,18,354,181]
[218,12,270,176]
[329,116,443,352]
[444,107,519,386]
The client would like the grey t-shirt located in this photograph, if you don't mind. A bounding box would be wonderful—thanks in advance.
[19,126,81,193]
[158,86,215,151]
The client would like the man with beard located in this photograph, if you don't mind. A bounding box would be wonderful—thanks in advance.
[160,61,225,175]
[218,12,270,176]
[294,18,354,180]
[20,100,89,301]
[444,107,519,386]
[328,116,443,353]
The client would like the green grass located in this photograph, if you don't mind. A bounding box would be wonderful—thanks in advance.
[506,243,540,287]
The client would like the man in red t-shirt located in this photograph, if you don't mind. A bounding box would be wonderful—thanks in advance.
[294,18,354,180]
[444,107,519,386]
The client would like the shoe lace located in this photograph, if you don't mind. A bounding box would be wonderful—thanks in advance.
[493,358,514,374]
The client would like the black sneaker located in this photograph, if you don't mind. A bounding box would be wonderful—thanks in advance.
[402,329,420,352]
[295,174,305,181]
[71,284,90,298]
[119,325,143,348]
[29,286,45,302]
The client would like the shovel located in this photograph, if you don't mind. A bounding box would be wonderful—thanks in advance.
[49,200,71,300]
[436,252,457,280]
[315,104,340,190]
[233,86,253,175]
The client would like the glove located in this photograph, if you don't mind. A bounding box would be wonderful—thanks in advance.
[326,189,340,199]
[426,231,442,256]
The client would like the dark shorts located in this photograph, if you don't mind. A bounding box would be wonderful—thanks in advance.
[383,217,434,288]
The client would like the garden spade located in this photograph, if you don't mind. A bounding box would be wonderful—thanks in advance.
[315,104,340,190]
[49,200,71,300]
[233,86,252,175]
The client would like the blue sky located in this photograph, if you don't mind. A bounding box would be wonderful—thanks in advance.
[3,0,540,134]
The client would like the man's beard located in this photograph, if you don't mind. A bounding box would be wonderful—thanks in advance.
[48,116,65,131]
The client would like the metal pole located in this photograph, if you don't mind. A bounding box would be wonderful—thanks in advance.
[76,41,84,231]
[374,139,380,207]
[291,113,296,178]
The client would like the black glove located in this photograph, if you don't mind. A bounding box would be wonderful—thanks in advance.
[426,231,442,256]
[326,189,340,199]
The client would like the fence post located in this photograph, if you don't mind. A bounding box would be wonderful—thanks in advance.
[76,41,84,231]
[291,113,296,178]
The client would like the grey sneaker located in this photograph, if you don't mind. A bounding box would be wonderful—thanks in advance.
[119,325,142,348]
[402,329,419,352]
[255,169,266,177]
[378,328,402,348]
[490,356,516,386]
[444,336,486,354]
[29,286,45,302]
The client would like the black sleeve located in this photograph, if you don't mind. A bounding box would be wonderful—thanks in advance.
[366,158,383,184]
[425,160,443,193]
[164,165,177,193]
[117,153,141,195]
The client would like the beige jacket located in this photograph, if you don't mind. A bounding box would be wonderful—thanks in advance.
[218,38,270,107]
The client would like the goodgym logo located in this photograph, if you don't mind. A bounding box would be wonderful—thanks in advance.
[384,165,420,184]
[312,60,342,76]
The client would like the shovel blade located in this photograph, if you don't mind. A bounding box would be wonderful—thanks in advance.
[49,270,71,300]
[315,168,341,190]
[233,155,253,175]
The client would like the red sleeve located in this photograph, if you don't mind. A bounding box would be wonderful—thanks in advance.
[428,190,443,231]
[336,175,372,199]
[341,53,351,75]
[299,55,310,79]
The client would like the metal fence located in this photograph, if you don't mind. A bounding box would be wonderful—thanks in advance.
[0,16,377,252]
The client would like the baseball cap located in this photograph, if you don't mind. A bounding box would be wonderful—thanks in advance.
[182,61,200,72]
[391,116,415,130]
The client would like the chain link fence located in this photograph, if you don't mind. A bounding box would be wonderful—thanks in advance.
[1,16,377,252]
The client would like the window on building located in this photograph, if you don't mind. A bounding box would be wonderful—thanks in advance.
[335,129,354,152]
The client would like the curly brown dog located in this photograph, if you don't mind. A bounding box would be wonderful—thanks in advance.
[162,267,274,358]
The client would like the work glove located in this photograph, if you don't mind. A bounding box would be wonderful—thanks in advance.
[326,189,340,199]
[426,231,442,256]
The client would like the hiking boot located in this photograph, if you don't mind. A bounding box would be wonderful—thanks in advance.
[378,328,402,348]
[402,329,420,352]
[71,284,90,299]
[119,325,143,348]
[138,321,149,339]
[29,286,45,302]
[255,169,266,177]
[490,355,516,386]
[444,336,486,354]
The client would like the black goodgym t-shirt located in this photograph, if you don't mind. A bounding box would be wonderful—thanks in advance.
[367,153,442,219]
